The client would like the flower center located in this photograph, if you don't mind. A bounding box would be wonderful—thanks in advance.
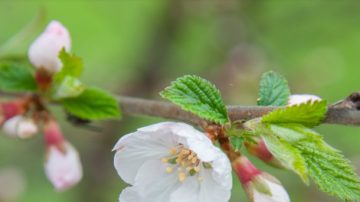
[161,145,212,183]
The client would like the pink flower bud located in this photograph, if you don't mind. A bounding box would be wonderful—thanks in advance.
[2,116,38,138]
[28,20,71,74]
[0,100,26,123]
[233,156,261,185]
[233,156,290,202]
[245,138,284,168]
[43,120,65,147]
[288,94,321,106]
[44,142,83,191]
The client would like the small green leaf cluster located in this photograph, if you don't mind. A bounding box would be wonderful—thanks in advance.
[52,49,120,120]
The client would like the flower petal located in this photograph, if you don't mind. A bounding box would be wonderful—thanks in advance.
[133,160,180,202]
[149,122,219,162]
[253,179,290,202]
[28,20,71,73]
[113,130,177,184]
[288,94,321,106]
[170,178,200,202]
[210,149,233,190]
[119,187,139,202]
[44,142,83,191]
[198,169,231,202]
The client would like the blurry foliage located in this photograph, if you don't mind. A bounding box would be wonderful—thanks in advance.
[0,1,360,202]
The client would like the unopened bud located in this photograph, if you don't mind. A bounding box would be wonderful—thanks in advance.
[245,138,284,168]
[233,156,290,202]
[44,142,83,191]
[2,116,38,138]
[0,100,26,124]
[28,20,71,74]
[288,94,321,106]
[44,120,65,147]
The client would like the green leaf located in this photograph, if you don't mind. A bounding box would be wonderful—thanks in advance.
[53,76,85,99]
[0,63,37,92]
[160,75,229,124]
[54,49,83,83]
[257,71,290,106]
[261,124,309,183]
[62,88,121,120]
[295,140,360,201]
[263,123,360,200]
[230,136,244,152]
[262,100,327,127]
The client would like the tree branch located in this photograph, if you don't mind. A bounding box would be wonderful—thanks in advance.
[119,92,360,126]
[2,91,360,126]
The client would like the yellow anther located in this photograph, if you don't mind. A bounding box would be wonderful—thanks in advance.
[191,157,198,164]
[170,148,177,155]
[166,167,174,173]
[178,172,186,182]
[180,149,190,155]
[161,158,168,163]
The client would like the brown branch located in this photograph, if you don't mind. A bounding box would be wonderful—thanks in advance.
[118,92,360,126]
[1,91,360,126]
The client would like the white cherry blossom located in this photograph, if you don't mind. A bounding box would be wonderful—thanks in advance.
[113,122,232,202]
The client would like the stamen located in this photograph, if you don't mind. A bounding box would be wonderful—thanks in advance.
[161,158,168,163]
[170,147,177,155]
[178,172,186,182]
[203,162,212,169]
[166,167,174,173]
[168,157,177,164]
[189,168,197,176]
[162,145,212,183]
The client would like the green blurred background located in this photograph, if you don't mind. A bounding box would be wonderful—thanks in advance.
[0,1,359,202]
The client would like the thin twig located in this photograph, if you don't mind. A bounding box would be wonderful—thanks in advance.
[118,92,360,126]
[1,91,360,126]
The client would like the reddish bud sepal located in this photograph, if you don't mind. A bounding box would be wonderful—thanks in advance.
[233,156,290,202]
[245,138,284,168]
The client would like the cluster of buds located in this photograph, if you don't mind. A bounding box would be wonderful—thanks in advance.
[0,99,36,138]
[0,20,82,191]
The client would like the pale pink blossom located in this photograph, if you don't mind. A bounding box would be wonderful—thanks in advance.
[114,122,232,202]
[43,120,83,191]
[44,142,83,191]
[28,20,71,73]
